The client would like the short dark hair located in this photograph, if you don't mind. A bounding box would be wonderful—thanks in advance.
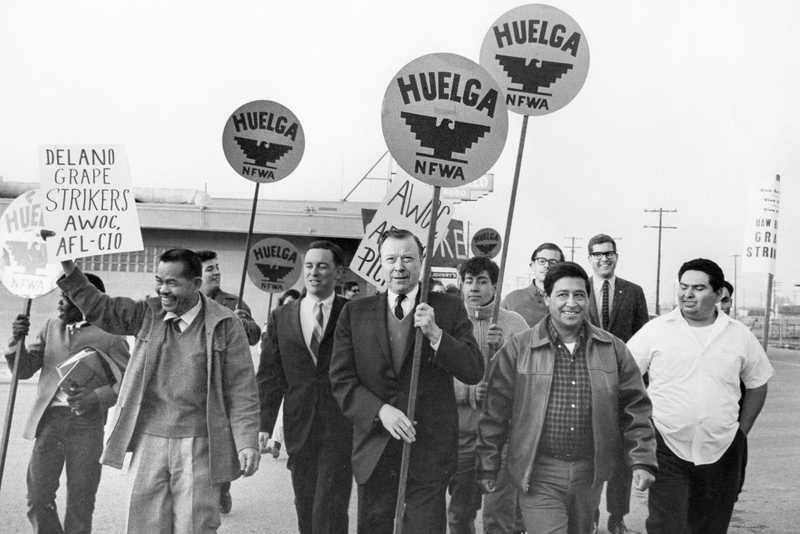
[85,273,105,293]
[530,242,565,263]
[278,288,301,306]
[159,248,202,279]
[343,281,359,292]
[543,261,590,296]
[308,240,345,267]
[195,250,218,262]
[378,228,424,256]
[678,258,725,291]
[587,234,616,254]
[722,280,734,295]
[459,256,500,285]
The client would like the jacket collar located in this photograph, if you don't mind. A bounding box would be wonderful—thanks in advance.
[147,291,232,332]
[528,316,615,349]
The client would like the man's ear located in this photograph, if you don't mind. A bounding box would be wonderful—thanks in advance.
[192,276,203,291]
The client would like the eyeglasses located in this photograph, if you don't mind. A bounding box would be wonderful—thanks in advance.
[532,258,560,267]
[589,252,617,259]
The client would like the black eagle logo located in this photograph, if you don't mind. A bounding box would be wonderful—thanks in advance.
[234,137,292,169]
[400,112,490,164]
[474,242,496,255]
[254,263,295,283]
[495,54,573,96]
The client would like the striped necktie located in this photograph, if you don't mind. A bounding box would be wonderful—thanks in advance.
[394,294,407,320]
[601,280,610,330]
[309,301,324,362]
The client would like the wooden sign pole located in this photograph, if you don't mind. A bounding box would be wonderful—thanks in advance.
[235,182,261,311]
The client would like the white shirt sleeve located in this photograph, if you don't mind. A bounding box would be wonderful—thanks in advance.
[741,329,774,389]
[626,323,653,375]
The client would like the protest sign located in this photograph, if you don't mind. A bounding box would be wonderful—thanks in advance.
[470,227,502,258]
[0,190,60,298]
[39,145,143,261]
[246,237,302,293]
[222,100,305,183]
[349,177,452,289]
[480,4,590,116]
[742,174,780,275]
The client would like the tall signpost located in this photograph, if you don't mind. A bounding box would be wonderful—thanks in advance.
[381,52,508,534]
[221,100,305,313]
[0,190,60,491]
[479,3,590,323]
[741,174,781,350]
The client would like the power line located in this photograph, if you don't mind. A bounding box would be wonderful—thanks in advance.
[644,209,678,315]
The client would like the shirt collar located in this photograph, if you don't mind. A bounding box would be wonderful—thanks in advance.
[66,320,88,334]
[164,296,202,326]
[388,285,419,306]
[303,291,335,308]
[593,275,616,292]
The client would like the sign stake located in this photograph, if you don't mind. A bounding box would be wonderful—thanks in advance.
[236,182,261,311]
[762,273,774,351]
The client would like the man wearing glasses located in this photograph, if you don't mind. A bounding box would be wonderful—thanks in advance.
[501,243,565,327]
[585,234,650,534]
[342,281,361,300]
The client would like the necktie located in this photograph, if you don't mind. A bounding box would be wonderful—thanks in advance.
[394,294,407,320]
[601,280,610,330]
[309,301,324,361]
[168,317,182,333]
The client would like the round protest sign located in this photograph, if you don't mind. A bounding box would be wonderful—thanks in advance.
[222,100,305,183]
[480,4,590,116]
[246,237,302,293]
[381,53,508,188]
[0,190,60,298]
[471,227,502,258]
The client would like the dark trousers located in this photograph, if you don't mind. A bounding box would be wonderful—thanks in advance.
[27,407,104,534]
[288,429,353,534]
[357,439,448,534]
[605,463,631,518]
[447,469,482,534]
[646,429,746,534]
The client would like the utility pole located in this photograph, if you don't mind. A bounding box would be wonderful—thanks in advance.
[644,209,677,315]
[564,236,582,261]
[731,254,740,317]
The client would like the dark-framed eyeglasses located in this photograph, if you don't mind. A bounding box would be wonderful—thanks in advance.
[589,251,617,259]
[532,257,560,267]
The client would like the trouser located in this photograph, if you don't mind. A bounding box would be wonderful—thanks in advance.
[26,406,104,534]
[126,434,220,534]
[646,429,746,534]
[288,430,353,534]
[518,455,602,534]
[357,439,448,534]
[447,469,482,534]
[605,462,632,519]
[483,444,524,534]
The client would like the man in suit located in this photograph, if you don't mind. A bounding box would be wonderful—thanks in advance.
[330,228,483,534]
[585,234,649,534]
[501,242,565,327]
[258,240,353,534]
[6,273,129,534]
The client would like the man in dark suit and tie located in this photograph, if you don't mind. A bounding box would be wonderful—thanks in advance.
[586,234,650,534]
[257,240,353,534]
[330,228,483,534]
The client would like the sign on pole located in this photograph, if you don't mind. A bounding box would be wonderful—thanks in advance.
[0,190,60,298]
[39,145,144,261]
[741,174,780,275]
[246,237,302,294]
[480,3,591,116]
[222,100,305,183]
[349,177,453,289]
[470,227,502,258]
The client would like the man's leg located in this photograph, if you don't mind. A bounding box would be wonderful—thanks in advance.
[357,441,400,534]
[62,413,104,534]
[170,436,221,534]
[687,430,746,534]
[646,432,690,534]
[518,456,571,534]
[483,444,522,534]
[605,462,632,531]
[312,435,352,534]
[404,475,448,534]
[126,434,173,534]
[218,481,232,514]
[289,438,319,534]
[566,459,603,534]
[26,409,66,534]
[447,469,481,534]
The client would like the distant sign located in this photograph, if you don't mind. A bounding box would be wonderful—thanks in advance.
[471,227,502,258]
[741,174,780,275]
[39,145,144,261]
[222,100,305,183]
[381,53,508,188]
[480,4,590,116]
[0,190,60,298]
[247,237,302,293]
[350,177,453,290]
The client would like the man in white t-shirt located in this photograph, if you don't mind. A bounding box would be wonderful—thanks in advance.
[628,258,773,534]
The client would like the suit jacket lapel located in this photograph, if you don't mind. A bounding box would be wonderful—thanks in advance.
[398,290,422,373]
[374,293,393,369]
[588,277,600,327]
[286,300,316,365]
[609,278,626,330]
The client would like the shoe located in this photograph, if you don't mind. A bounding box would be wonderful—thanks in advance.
[220,489,232,514]
[607,517,629,534]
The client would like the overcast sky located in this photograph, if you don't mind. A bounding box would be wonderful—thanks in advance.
[1,0,797,309]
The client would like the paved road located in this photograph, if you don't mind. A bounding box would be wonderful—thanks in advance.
[1,349,799,533]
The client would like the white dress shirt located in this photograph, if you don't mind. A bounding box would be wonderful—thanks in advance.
[300,292,335,362]
[592,275,616,320]
[163,297,202,333]
[628,307,774,465]
[387,286,441,351]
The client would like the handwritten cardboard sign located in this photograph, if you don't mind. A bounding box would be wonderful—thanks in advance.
[741,174,780,275]
[39,145,144,261]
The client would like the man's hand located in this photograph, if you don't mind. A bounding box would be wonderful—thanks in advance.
[414,303,442,346]
[61,260,75,277]
[65,384,99,415]
[486,324,504,347]
[477,478,497,493]
[632,468,655,491]
[11,314,30,341]
[474,382,488,403]
[234,309,251,322]
[378,404,416,443]
[258,431,270,453]
[239,447,260,477]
